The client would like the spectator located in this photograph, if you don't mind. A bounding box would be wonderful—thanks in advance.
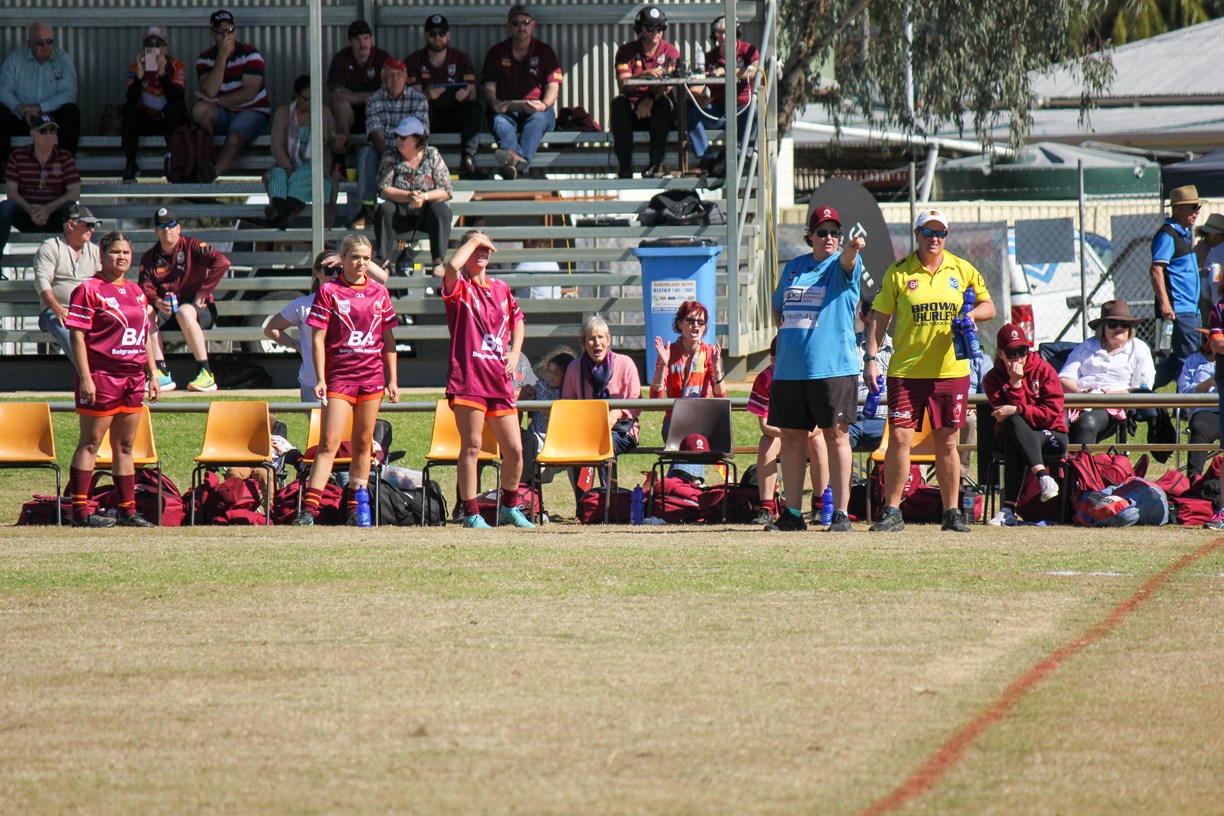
[1177,336,1218,478]
[481,4,563,179]
[139,207,231,393]
[982,323,1068,527]
[689,15,759,174]
[121,25,188,183]
[610,6,679,179]
[374,115,453,275]
[32,202,101,369]
[1194,212,1224,321]
[563,316,642,454]
[514,238,561,300]
[406,13,484,180]
[352,58,429,228]
[327,20,392,159]
[1151,185,1202,388]
[264,75,341,229]
[528,348,575,446]
[1059,300,1155,445]
[959,352,987,475]
[192,9,272,181]
[0,22,80,177]
[851,303,891,452]
[1204,285,1224,529]
[0,114,80,263]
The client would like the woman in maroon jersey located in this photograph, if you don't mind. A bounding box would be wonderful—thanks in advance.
[292,233,400,526]
[442,229,534,529]
[64,231,161,528]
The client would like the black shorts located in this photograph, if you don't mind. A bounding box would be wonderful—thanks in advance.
[767,376,858,431]
[157,301,218,331]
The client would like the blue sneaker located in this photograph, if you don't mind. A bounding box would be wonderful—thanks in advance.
[498,504,536,528]
[157,371,177,392]
[462,513,492,529]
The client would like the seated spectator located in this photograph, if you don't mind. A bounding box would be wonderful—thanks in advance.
[563,316,641,464]
[0,115,80,263]
[481,4,563,179]
[406,13,485,179]
[191,9,272,180]
[0,22,80,177]
[689,15,759,174]
[139,207,231,392]
[352,58,430,228]
[264,75,340,229]
[1177,336,1218,477]
[374,116,453,275]
[526,348,576,447]
[32,202,101,369]
[121,26,188,183]
[983,323,1068,526]
[1059,299,1156,444]
[610,6,679,179]
[327,20,392,159]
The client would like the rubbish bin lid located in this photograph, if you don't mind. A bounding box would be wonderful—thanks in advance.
[638,237,717,248]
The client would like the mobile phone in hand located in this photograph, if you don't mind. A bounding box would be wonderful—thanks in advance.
[144,48,158,72]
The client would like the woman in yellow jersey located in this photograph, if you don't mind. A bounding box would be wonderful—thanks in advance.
[863,208,995,533]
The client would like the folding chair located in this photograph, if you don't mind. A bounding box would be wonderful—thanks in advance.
[95,405,163,525]
[0,402,62,525]
[422,399,501,526]
[864,418,937,524]
[294,408,385,525]
[532,399,617,524]
[650,398,737,522]
[190,401,275,525]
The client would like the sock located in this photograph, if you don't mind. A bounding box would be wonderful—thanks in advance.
[761,498,777,514]
[115,473,136,517]
[461,497,480,517]
[156,360,169,374]
[69,466,93,520]
[304,487,324,516]
[500,487,519,509]
[196,360,211,375]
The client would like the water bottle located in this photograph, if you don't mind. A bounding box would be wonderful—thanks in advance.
[630,484,644,525]
[1158,319,1174,353]
[961,489,978,522]
[820,485,834,526]
[953,285,982,360]
[167,292,179,314]
[355,485,372,528]
[863,374,884,419]
[693,49,706,76]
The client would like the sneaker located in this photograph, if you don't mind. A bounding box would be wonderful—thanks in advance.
[72,513,117,528]
[122,161,139,183]
[869,506,905,533]
[1204,508,1224,530]
[764,508,807,532]
[750,508,775,526]
[498,504,536,528]
[494,148,522,180]
[188,369,217,392]
[290,509,315,526]
[987,506,1019,527]
[463,513,492,529]
[118,512,155,527]
[941,508,971,533]
[643,163,667,178]
[1039,473,1060,502]
[157,371,177,392]
[825,510,853,532]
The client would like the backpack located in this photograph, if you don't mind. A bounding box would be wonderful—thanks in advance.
[166,123,215,183]
[576,487,635,524]
[186,471,268,525]
[377,474,445,526]
[91,469,186,526]
[557,105,602,132]
[477,483,539,525]
[1013,461,1068,524]
[1073,491,1140,527]
[211,353,274,389]
[1065,449,1137,506]
[1103,477,1169,525]
[272,479,344,525]
[639,189,707,226]
[17,495,88,525]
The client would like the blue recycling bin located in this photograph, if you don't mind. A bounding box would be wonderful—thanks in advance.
[633,240,723,376]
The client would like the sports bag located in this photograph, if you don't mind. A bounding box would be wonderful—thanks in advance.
[638,189,707,226]
[477,483,539,525]
[1103,477,1168,526]
[166,123,215,183]
[1073,491,1140,527]
[379,475,446,526]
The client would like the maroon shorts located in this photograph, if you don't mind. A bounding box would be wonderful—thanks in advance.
[326,382,385,404]
[886,375,970,431]
[75,370,146,416]
[448,394,517,417]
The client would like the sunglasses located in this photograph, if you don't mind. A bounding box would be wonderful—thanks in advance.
[425,29,448,37]
[683,317,707,327]
[70,220,97,230]
[1004,348,1029,360]
[32,38,54,46]
[509,19,532,27]
[643,24,665,32]
[156,220,179,230]
[34,126,58,134]
[212,26,236,35]
[813,228,842,238]
[1103,319,1131,329]
[918,227,948,239]
[143,38,167,48]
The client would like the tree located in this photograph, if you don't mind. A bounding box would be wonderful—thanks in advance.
[777,0,1115,148]
[1097,0,1220,45]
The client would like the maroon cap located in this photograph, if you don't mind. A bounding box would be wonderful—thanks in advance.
[680,433,710,453]
[996,323,1030,353]
[384,57,407,73]
[808,205,841,230]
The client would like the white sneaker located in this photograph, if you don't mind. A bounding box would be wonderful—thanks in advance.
[1039,473,1060,502]
[987,506,1018,527]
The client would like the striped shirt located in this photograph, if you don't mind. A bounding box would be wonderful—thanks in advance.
[195,41,270,115]
[4,145,79,206]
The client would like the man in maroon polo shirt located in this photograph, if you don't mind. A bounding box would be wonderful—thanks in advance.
[406,13,484,179]
[327,20,392,161]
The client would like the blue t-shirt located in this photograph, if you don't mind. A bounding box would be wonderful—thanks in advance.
[771,251,861,380]
[1151,219,1200,314]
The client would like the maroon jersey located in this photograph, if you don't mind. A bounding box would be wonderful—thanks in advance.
[405,46,477,110]
[705,40,760,107]
[139,235,231,305]
[480,38,563,101]
[746,364,774,419]
[444,276,523,399]
[327,45,393,95]
[64,275,150,375]
[307,277,398,387]
[614,39,680,104]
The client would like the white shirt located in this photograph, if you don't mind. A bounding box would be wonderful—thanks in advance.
[513,260,562,300]
[277,293,317,388]
[1060,336,1155,392]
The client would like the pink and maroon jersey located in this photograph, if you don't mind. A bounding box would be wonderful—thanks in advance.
[64,275,150,375]
[480,39,563,101]
[614,39,680,104]
[746,363,774,419]
[306,277,398,387]
[444,276,523,399]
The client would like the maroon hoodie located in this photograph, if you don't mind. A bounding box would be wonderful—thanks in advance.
[982,352,1068,433]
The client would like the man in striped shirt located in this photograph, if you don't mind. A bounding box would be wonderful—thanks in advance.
[0,114,79,266]
[191,9,271,181]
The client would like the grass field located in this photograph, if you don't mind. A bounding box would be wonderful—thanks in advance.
[2,525,1222,815]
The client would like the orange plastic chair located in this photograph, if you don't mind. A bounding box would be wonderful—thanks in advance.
[422,399,501,525]
[866,419,938,523]
[533,399,617,523]
[295,408,385,524]
[96,405,163,524]
[0,402,62,524]
[190,401,275,525]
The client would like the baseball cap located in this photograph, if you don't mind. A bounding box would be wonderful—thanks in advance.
[29,113,57,132]
[996,323,1030,353]
[425,13,449,31]
[144,26,169,46]
[210,10,235,29]
[154,206,178,227]
[808,205,841,230]
[384,57,407,73]
[914,208,949,229]
[66,203,102,227]
[392,115,427,138]
[508,4,533,21]
[680,433,710,453]
[347,20,372,38]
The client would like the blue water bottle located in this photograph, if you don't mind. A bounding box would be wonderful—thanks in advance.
[953,286,982,360]
[355,485,372,528]
[631,484,644,525]
[863,375,884,419]
[820,485,834,526]
[167,292,179,314]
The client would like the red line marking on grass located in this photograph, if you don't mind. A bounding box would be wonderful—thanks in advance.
[858,538,1224,816]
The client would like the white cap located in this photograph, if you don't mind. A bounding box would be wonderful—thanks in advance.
[914,208,949,230]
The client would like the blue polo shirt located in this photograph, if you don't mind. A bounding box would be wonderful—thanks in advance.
[771,250,861,380]
[1151,219,1200,314]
